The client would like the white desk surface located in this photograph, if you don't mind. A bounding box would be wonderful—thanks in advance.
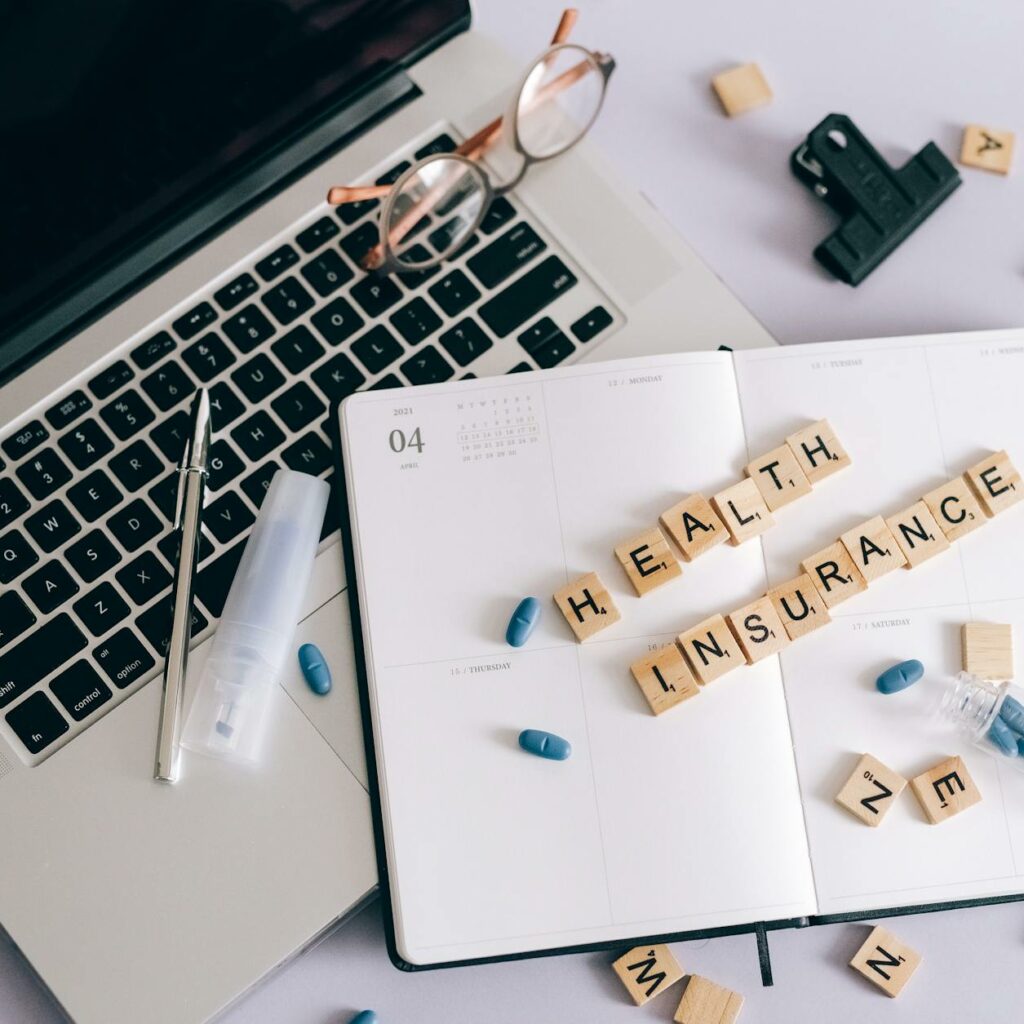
[5,1,1024,1021]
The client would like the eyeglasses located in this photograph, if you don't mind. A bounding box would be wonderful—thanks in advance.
[326,8,614,275]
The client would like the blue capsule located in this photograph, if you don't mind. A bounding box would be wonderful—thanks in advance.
[518,729,571,761]
[875,659,924,694]
[349,1013,377,1024]
[298,643,332,695]
[988,715,1019,757]
[999,695,1024,732]
[506,597,541,647]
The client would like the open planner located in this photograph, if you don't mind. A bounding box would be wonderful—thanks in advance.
[335,329,1024,969]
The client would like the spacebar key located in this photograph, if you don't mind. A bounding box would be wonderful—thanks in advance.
[0,614,88,709]
[478,256,578,338]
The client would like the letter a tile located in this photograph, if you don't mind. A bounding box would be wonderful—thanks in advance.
[612,943,684,1006]
[553,572,620,642]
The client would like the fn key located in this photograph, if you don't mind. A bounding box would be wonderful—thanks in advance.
[5,691,69,754]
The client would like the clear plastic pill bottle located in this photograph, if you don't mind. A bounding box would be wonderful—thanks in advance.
[940,672,1024,772]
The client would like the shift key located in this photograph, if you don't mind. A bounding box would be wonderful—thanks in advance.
[0,614,87,708]
[478,256,577,338]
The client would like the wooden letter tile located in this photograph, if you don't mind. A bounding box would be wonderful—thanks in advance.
[884,501,950,568]
[835,753,907,827]
[630,644,700,716]
[839,515,907,583]
[612,943,684,1006]
[769,573,831,640]
[923,475,987,542]
[674,974,744,1024]
[659,493,729,561]
[745,444,812,512]
[726,595,790,664]
[965,450,1022,516]
[800,542,867,609]
[711,62,772,117]
[677,614,746,684]
[710,478,774,546]
[962,622,1013,679]
[849,926,922,998]
[960,124,1015,175]
[553,572,620,642]
[785,419,852,484]
[615,526,682,597]
[910,755,982,824]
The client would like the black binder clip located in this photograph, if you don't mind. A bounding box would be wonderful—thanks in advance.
[791,114,961,285]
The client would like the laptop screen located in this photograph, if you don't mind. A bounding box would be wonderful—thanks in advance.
[0,0,468,354]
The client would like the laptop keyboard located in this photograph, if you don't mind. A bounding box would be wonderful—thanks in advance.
[0,127,622,763]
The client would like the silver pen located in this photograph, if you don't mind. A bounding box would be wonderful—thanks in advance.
[154,388,211,782]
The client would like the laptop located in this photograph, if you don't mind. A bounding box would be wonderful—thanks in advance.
[0,2,775,1021]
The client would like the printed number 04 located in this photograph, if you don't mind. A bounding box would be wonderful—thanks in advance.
[389,427,424,454]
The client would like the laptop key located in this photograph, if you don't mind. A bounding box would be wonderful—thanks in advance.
[148,476,179,521]
[108,499,162,552]
[130,330,176,370]
[2,420,49,461]
[231,353,285,403]
[24,561,79,614]
[206,492,255,544]
[311,296,364,346]
[209,381,246,430]
[151,410,191,461]
[571,305,613,343]
[400,345,454,385]
[467,223,546,289]
[0,592,36,650]
[271,382,325,433]
[517,317,560,354]
[255,244,299,282]
[66,530,122,583]
[100,390,156,441]
[262,276,315,326]
[67,469,122,523]
[0,613,87,709]
[440,318,492,367]
[376,160,411,186]
[530,329,575,369]
[480,197,516,234]
[26,499,80,552]
[5,691,69,754]
[88,359,134,400]
[428,270,481,318]
[93,628,156,689]
[207,439,245,491]
[508,362,532,373]
[301,249,354,297]
[0,528,38,584]
[311,352,366,403]
[390,297,442,345]
[57,418,114,470]
[296,216,340,253]
[230,410,285,462]
[110,439,162,492]
[45,389,92,431]
[157,529,214,570]
[272,325,324,374]
[142,361,196,412]
[351,276,402,317]
[340,222,378,266]
[214,272,259,311]
[0,478,30,529]
[16,449,72,500]
[414,133,457,159]
[195,541,246,618]
[240,462,278,509]
[335,197,379,225]
[116,551,172,606]
[282,432,332,475]
[51,661,112,721]
[369,373,403,390]
[351,325,403,375]
[478,255,578,338]
[223,304,276,353]
[172,301,217,341]
[137,600,208,658]
[182,332,236,382]
[395,246,441,289]
[74,582,130,637]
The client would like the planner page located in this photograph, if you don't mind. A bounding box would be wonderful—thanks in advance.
[734,331,1024,917]
[341,353,816,966]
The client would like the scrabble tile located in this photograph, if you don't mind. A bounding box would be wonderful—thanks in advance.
[711,62,772,117]
[726,595,790,663]
[839,515,907,583]
[849,926,922,998]
[745,444,812,512]
[800,541,868,609]
[835,753,907,827]
[677,613,746,684]
[630,644,700,715]
[922,475,988,542]
[768,573,831,640]
[785,419,852,485]
[659,493,729,561]
[962,622,1013,679]
[553,572,620,642]
[710,478,774,546]
[615,526,682,597]
[674,974,744,1024]
[965,450,1022,516]
[884,501,950,568]
[910,755,982,824]
[612,944,684,1006]
[959,124,1015,175]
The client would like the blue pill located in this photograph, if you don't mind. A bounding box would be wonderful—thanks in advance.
[988,715,1019,757]
[1000,695,1024,732]
[506,597,541,647]
[875,659,924,694]
[298,643,332,695]
[518,729,571,761]
[349,1013,377,1024]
